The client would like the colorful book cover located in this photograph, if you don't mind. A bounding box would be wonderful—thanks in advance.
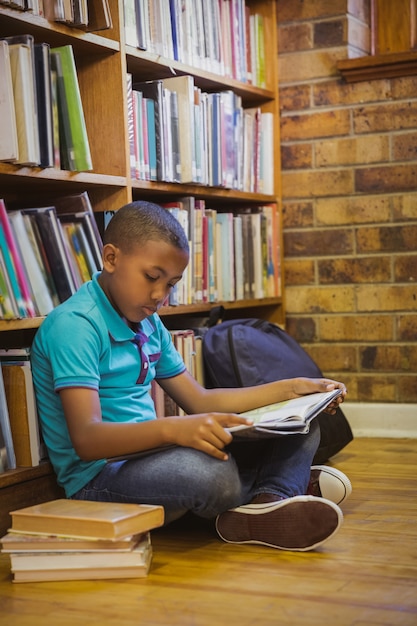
[50,45,93,172]
[0,200,35,317]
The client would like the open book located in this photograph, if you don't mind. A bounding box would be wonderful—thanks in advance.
[229,389,343,438]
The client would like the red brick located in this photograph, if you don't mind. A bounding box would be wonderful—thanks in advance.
[281,109,351,141]
[279,48,347,84]
[354,102,417,134]
[278,24,313,53]
[284,259,315,285]
[394,255,417,282]
[304,344,357,372]
[316,196,391,225]
[319,315,394,341]
[284,229,354,257]
[281,143,313,170]
[315,135,389,167]
[282,169,353,198]
[392,132,417,161]
[314,19,347,48]
[313,79,390,107]
[356,285,417,312]
[397,315,417,341]
[285,285,356,313]
[279,85,311,112]
[398,376,417,401]
[360,345,417,372]
[282,201,314,228]
[357,376,397,401]
[392,194,417,221]
[285,317,317,342]
[390,76,417,99]
[355,165,417,194]
[318,257,391,283]
[356,225,417,253]
[277,0,348,22]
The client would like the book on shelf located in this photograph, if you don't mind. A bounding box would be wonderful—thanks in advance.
[86,0,112,32]
[9,499,165,540]
[52,190,103,270]
[50,45,92,172]
[0,364,16,471]
[8,210,55,316]
[0,249,18,320]
[132,79,165,181]
[0,40,18,163]
[161,75,196,183]
[2,531,152,582]
[1,363,44,467]
[34,42,55,168]
[229,389,344,438]
[22,205,76,303]
[4,34,40,167]
[0,199,36,318]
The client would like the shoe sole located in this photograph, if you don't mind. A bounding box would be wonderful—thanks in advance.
[216,496,343,552]
[311,465,352,504]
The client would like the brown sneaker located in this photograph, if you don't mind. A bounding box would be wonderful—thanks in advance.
[308,466,352,505]
[215,496,343,551]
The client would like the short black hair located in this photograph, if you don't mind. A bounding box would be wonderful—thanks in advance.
[103,201,189,254]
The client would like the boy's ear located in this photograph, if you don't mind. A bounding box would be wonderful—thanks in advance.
[102,243,118,271]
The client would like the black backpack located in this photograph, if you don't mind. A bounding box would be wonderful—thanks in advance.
[202,317,353,464]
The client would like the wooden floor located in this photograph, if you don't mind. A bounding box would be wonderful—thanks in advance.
[1,438,417,626]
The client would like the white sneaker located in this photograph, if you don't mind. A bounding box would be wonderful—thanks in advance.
[308,465,352,505]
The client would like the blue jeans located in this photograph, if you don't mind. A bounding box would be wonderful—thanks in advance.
[72,420,320,525]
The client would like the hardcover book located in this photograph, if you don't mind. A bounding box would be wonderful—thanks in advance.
[6,533,152,582]
[1,364,42,467]
[10,499,165,540]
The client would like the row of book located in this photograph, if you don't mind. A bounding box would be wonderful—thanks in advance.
[127,74,274,193]
[0,0,112,32]
[0,36,92,171]
[158,199,281,307]
[151,328,205,420]
[1,499,164,582]
[0,325,204,472]
[124,0,266,87]
[0,192,103,320]
[0,350,43,472]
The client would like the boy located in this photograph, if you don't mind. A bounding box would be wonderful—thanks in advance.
[31,201,350,552]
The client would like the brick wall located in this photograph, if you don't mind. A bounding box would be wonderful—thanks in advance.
[277,0,417,403]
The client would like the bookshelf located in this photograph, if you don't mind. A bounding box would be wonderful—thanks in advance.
[0,0,283,534]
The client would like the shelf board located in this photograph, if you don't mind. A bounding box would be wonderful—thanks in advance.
[126,47,275,106]
[159,297,282,316]
[0,298,283,330]
[0,461,54,489]
[131,180,277,205]
[0,7,120,54]
[337,51,417,82]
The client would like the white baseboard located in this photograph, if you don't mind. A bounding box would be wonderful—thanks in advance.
[342,403,417,438]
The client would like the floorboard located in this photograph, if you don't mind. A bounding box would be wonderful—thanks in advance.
[1,438,416,626]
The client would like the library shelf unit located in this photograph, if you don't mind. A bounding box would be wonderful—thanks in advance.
[0,0,283,535]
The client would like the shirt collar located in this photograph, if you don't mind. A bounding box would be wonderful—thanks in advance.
[89,272,156,343]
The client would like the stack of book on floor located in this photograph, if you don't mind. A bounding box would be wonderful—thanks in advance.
[0,499,164,583]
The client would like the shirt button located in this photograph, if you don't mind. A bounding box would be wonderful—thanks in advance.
[144,362,148,369]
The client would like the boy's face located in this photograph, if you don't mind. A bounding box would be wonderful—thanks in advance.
[100,239,189,324]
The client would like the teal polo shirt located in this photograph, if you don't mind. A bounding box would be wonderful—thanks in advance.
[31,273,186,497]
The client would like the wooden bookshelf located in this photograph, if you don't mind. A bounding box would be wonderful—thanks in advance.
[0,0,283,534]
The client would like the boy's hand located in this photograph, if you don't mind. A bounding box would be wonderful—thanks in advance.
[290,377,347,414]
[163,413,253,461]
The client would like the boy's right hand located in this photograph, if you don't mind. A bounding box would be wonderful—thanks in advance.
[163,413,253,461]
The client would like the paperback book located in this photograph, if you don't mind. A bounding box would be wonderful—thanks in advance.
[230,389,343,438]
